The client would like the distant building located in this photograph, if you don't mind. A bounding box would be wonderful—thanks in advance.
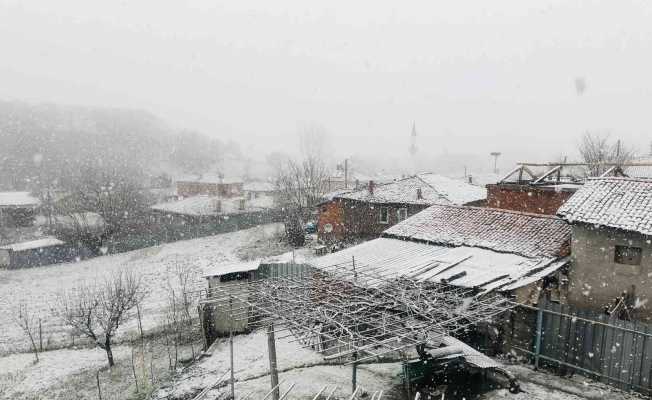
[317,173,487,243]
[176,175,244,198]
[0,192,40,227]
[558,177,652,320]
[243,181,276,200]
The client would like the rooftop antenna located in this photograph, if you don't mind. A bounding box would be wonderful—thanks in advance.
[490,152,501,174]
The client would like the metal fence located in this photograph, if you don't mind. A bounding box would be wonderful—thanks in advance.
[517,299,652,395]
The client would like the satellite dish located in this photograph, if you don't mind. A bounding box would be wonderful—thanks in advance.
[324,223,333,233]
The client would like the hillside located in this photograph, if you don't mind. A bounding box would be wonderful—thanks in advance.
[0,101,233,191]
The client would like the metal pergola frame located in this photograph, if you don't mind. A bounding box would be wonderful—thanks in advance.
[200,259,514,365]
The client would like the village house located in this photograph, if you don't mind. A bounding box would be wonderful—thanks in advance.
[175,174,244,198]
[313,204,571,302]
[243,181,276,201]
[311,204,571,353]
[149,192,280,241]
[317,173,487,244]
[0,191,40,227]
[557,177,652,320]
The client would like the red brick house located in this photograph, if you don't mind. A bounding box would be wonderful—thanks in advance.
[317,173,487,243]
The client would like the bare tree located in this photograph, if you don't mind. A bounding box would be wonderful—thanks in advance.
[274,156,329,246]
[56,270,146,367]
[579,133,635,176]
[13,303,39,363]
[61,162,149,237]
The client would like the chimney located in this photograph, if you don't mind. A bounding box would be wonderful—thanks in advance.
[368,180,375,195]
[416,187,423,200]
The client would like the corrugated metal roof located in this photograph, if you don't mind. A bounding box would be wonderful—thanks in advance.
[203,261,260,278]
[309,238,563,293]
[437,336,502,369]
[0,192,40,208]
[557,177,652,235]
[0,237,65,252]
[151,195,274,217]
[384,204,570,258]
[335,173,486,206]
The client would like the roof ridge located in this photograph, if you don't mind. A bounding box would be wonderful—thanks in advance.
[427,203,566,221]
[415,174,451,202]
[589,176,652,183]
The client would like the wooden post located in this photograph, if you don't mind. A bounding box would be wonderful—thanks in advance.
[534,299,544,370]
[96,370,102,400]
[352,352,358,394]
[267,323,280,400]
[229,295,235,400]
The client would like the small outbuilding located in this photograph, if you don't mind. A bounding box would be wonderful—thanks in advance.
[0,237,69,269]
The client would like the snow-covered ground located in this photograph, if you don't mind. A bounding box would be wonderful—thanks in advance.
[0,346,130,398]
[0,223,301,355]
[154,329,643,400]
[153,329,404,400]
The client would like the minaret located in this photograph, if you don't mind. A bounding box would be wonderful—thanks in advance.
[409,122,418,175]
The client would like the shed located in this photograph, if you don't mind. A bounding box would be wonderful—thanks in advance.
[0,237,68,269]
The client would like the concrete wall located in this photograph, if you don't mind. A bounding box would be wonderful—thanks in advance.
[486,184,574,215]
[568,223,652,320]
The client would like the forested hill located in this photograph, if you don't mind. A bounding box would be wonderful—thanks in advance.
[0,101,232,191]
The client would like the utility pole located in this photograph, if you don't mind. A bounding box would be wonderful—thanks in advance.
[490,152,502,174]
[344,158,348,189]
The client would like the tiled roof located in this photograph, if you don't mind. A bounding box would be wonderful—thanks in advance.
[557,177,652,235]
[383,204,570,258]
[335,173,486,206]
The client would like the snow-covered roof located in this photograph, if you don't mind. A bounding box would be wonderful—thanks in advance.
[203,261,261,278]
[243,181,275,192]
[0,192,40,208]
[557,177,652,235]
[151,195,274,217]
[384,204,570,258]
[176,174,243,185]
[309,237,567,293]
[52,212,106,230]
[335,173,486,206]
[0,237,65,252]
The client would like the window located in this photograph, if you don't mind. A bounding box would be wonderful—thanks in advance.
[379,207,389,223]
[397,208,408,222]
[614,245,642,266]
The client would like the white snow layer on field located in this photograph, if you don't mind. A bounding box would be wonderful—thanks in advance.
[153,330,402,400]
[0,223,286,355]
[0,346,129,397]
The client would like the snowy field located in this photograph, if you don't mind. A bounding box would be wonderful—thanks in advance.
[0,223,297,355]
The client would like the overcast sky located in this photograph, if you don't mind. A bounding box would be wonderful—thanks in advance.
[1,0,651,170]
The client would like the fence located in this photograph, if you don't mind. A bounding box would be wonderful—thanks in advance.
[512,298,652,395]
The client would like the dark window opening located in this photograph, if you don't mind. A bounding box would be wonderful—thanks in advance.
[614,245,642,266]
[379,207,389,223]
